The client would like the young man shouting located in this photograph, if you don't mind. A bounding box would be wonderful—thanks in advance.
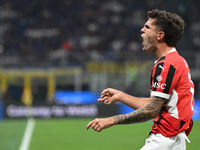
[87,9,194,150]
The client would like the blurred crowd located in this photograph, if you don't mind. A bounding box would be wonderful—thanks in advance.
[0,0,200,67]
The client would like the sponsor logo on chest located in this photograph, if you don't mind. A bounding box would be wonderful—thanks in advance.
[152,75,166,89]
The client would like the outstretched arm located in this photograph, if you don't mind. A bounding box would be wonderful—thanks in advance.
[86,96,166,132]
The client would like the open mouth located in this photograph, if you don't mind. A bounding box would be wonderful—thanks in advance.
[141,38,144,47]
[141,34,144,46]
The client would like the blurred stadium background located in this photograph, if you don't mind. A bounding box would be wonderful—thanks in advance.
[0,0,200,150]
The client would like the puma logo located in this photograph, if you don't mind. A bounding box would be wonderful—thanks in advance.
[159,65,166,72]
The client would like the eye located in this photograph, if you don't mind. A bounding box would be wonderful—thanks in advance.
[145,25,150,29]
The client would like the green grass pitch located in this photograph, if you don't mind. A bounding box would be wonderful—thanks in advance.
[0,118,199,150]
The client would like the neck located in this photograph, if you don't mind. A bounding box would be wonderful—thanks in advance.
[153,43,174,59]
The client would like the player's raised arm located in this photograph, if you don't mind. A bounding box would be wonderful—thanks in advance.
[98,88,150,110]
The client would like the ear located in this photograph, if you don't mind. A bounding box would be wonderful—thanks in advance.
[157,31,165,40]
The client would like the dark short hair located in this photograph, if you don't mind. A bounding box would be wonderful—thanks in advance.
[147,9,185,47]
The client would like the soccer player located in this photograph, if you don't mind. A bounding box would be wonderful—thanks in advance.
[86,9,194,150]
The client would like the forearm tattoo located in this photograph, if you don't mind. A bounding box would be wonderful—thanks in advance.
[114,97,166,124]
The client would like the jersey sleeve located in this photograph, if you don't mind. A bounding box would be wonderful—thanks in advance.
[150,62,178,99]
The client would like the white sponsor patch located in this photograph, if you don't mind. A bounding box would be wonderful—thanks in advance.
[152,82,166,90]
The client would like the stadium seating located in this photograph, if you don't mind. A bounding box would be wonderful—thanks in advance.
[0,0,199,67]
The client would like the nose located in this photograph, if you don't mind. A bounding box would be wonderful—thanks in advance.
[141,27,145,34]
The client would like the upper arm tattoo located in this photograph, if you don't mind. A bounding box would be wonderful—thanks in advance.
[114,96,166,124]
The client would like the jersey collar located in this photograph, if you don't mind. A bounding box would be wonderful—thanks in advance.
[154,47,176,64]
[167,47,176,54]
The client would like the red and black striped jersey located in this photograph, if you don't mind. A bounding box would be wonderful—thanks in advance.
[150,48,195,137]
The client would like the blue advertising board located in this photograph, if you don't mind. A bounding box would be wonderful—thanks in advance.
[54,91,100,104]
[192,99,200,120]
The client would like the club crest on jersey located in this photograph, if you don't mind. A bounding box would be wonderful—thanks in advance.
[156,75,162,81]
